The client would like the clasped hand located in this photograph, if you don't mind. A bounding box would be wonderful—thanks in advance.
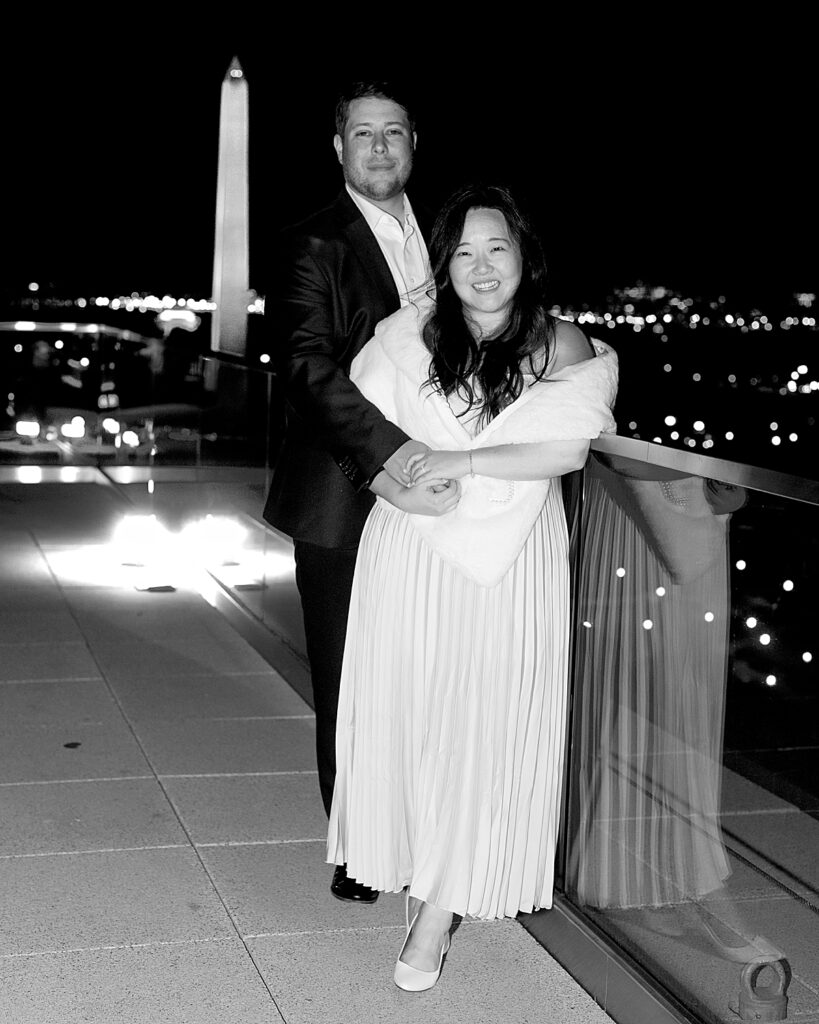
[394,449,467,516]
[406,450,470,487]
[382,441,462,517]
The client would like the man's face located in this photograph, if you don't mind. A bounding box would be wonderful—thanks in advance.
[334,96,415,203]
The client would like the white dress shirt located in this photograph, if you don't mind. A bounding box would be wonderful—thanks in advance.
[346,184,431,306]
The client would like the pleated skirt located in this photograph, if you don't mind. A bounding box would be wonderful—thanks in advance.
[327,483,570,920]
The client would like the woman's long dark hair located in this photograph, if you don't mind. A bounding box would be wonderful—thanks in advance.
[422,183,556,427]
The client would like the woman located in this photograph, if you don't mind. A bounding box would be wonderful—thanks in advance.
[326,184,618,990]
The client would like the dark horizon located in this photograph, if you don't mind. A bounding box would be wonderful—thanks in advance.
[5,38,815,309]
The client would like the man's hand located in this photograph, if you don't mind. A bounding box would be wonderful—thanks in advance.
[384,439,430,486]
[394,478,461,516]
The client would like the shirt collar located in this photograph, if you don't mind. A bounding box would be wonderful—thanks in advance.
[345,183,414,231]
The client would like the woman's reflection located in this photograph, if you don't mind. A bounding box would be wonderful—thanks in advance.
[567,453,782,963]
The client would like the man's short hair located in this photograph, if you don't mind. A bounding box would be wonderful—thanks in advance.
[334,80,416,137]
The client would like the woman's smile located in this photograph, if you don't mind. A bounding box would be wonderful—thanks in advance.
[449,207,523,336]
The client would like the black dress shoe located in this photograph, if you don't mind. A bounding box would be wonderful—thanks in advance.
[330,864,379,904]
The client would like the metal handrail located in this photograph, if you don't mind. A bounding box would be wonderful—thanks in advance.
[591,433,819,507]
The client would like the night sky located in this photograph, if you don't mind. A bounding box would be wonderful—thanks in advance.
[5,30,815,309]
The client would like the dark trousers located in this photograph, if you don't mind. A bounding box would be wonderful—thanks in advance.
[293,540,359,817]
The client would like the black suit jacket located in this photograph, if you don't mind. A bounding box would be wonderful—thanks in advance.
[263,189,431,547]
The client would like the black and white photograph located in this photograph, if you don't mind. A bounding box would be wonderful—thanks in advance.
[1,27,816,1024]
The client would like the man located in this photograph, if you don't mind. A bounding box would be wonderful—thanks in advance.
[263,81,455,903]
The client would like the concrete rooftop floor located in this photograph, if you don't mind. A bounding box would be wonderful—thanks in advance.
[0,473,614,1024]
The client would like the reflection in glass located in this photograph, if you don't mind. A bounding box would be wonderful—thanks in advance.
[566,455,784,967]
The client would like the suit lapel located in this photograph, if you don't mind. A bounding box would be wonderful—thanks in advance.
[333,191,400,308]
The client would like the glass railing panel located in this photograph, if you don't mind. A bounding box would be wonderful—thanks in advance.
[256,525,305,651]
[561,448,819,1023]
[1,333,284,471]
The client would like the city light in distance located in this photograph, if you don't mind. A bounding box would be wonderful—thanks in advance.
[759,634,771,646]
[765,675,777,687]
[60,416,85,439]
[11,282,813,476]
[782,580,794,591]
[804,652,813,663]
[736,560,747,570]
[746,617,757,628]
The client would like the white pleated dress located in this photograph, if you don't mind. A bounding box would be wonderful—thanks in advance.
[327,475,569,920]
[326,304,618,921]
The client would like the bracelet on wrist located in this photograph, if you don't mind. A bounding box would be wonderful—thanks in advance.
[468,450,475,477]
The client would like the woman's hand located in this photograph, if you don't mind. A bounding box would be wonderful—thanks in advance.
[384,439,430,485]
[407,450,471,486]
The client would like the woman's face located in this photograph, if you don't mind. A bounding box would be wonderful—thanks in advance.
[448,207,523,336]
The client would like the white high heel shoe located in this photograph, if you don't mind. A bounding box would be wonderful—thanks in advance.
[394,911,451,992]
